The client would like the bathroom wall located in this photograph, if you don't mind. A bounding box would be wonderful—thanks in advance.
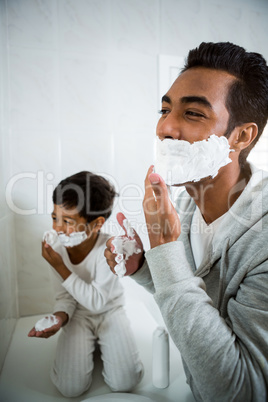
[1,0,268,368]
[0,0,19,372]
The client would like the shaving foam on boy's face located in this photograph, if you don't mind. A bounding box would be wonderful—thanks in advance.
[154,134,234,186]
[49,204,91,247]
[43,229,88,247]
[57,231,87,247]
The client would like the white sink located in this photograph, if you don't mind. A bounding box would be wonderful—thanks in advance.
[82,393,154,402]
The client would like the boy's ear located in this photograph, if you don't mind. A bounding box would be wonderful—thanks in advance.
[231,123,258,152]
[90,217,105,232]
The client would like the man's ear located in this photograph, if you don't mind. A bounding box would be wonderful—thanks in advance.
[231,123,258,152]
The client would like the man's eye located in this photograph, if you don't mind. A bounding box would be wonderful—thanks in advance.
[186,111,205,118]
[158,109,169,116]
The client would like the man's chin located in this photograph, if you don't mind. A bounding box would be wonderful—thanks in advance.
[171,175,212,187]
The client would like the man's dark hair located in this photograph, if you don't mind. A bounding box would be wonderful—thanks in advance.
[182,42,268,167]
[53,171,117,222]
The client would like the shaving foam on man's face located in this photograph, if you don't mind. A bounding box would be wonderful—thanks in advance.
[154,134,234,186]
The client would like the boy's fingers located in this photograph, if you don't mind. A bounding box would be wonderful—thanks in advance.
[43,325,58,333]
[28,328,36,337]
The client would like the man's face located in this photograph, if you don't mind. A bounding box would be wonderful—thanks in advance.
[156,67,236,143]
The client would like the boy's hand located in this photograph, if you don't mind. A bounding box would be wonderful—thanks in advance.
[143,166,181,248]
[42,242,71,280]
[104,213,145,276]
[28,314,64,339]
[42,242,65,270]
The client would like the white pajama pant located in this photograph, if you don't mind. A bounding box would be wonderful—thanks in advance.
[50,306,144,397]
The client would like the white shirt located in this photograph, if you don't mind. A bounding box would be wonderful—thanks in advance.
[50,232,125,319]
[190,207,226,269]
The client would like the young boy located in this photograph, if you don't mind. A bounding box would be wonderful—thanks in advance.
[28,171,143,397]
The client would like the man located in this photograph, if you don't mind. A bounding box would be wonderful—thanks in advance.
[105,42,268,401]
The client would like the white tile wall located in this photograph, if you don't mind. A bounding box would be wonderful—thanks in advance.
[9,48,59,131]
[0,0,18,372]
[0,0,267,356]
[110,0,158,55]
[160,0,204,56]
[0,214,18,371]
[60,53,109,132]
[59,0,111,52]
[6,0,58,49]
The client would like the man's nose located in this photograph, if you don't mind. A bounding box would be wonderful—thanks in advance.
[157,113,181,140]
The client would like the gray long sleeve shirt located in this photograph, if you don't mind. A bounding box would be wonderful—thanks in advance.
[133,166,268,401]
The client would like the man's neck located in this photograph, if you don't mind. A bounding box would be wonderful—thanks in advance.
[185,162,251,224]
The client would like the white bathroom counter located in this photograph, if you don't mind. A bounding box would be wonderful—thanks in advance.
[0,301,194,402]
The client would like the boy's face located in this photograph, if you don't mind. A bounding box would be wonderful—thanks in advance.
[157,67,236,145]
[52,204,89,235]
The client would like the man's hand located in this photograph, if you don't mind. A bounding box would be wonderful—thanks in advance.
[28,313,65,339]
[104,212,145,276]
[143,165,181,249]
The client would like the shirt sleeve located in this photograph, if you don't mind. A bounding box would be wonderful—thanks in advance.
[131,258,155,293]
[61,250,123,313]
[50,268,77,320]
[145,240,268,401]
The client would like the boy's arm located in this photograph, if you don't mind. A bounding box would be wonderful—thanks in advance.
[49,264,77,320]
[61,249,124,312]
[53,311,69,326]
[44,244,77,320]
[43,239,122,313]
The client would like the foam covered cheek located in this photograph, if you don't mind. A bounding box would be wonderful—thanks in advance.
[43,229,58,246]
[58,231,87,247]
[154,134,234,185]
[43,229,87,247]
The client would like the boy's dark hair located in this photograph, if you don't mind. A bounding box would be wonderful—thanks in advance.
[53,171,117,222]
[182,42,268,167]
